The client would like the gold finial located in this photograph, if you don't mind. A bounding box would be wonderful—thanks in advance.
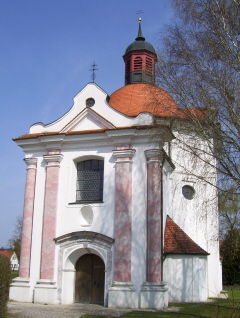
[138,17,142,22]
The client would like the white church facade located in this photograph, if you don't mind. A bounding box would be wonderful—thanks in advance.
[10,21,222,308]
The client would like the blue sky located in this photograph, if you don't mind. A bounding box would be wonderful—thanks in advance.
[0,0,173,247]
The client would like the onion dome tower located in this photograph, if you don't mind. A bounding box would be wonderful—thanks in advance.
[123,18,157,85]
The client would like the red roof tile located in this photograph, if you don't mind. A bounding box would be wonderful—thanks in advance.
[109,84,206,120]
[164,216,208,255]
[0,251,14,258]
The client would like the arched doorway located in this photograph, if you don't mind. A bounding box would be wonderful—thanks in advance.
[75,254,105,304]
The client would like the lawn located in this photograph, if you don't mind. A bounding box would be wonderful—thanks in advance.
[81,288,240,318]
[10,270,19,282]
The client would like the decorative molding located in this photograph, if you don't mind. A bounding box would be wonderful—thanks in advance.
[24,157,37,166]
[54,231,115,247]
[109,281,136,291]
[112,149,136,159]
[11,277,30,285]
[115,160,133,164]
[145,149,163,159]
[39,136,65,144]
[60,107,116,133]
[106,129,136,138]
[43,154,63,163]
[35,279,56,285]
[141,281,168,292]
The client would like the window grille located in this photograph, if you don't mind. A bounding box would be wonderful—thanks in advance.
[76,160,104,202]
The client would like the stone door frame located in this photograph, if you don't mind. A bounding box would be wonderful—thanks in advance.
[54,231,114,306]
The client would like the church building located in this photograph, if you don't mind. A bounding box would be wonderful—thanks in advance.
[10,20,222,308]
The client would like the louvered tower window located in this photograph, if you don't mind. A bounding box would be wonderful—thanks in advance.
[125,58,131,74]
[146,57,153,72]
[133,57,142,70]
[76,160,104,202]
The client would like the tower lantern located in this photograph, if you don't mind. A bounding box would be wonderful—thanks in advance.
[123,18,157,85]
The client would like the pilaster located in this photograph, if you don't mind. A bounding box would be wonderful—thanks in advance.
[112,148,135,282]
[19,157,38,278]
[39,151,63,280]
[9,157,37,302]
[108,148,138,308]
[33,151,62,304]
[145,149,163,282]
[139,149,168,309]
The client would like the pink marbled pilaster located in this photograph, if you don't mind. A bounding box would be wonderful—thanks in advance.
[145,150,163,282]
[40,152,63,280]
[113,149,135,282]
[19,158,37,278]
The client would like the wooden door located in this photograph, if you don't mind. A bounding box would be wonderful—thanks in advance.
[75,254,105,304]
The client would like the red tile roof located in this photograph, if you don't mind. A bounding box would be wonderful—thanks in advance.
[109,84,206,120]
[164,216,209,255]
[0,251,14,258]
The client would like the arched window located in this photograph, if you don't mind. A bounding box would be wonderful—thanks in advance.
[76,159,104,202]
[133,57,142,70]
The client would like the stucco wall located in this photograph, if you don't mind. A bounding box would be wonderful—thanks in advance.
[163,127,222,297]
[163,255,208,302]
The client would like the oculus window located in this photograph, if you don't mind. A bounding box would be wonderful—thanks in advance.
[76,159,104,202]
[182,185,195,200]
[86,98,95,107]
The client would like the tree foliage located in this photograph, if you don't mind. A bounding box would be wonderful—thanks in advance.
[219,186,240,238]
[0,255,10,317]
[156,0,240,193]
[221,229,240,285]
[7,215,22,261]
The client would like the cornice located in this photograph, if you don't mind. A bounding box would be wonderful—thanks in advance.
[14,125,173,153]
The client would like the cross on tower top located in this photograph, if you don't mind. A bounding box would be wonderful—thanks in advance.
[136,9,144,16]
[89,62,98,82]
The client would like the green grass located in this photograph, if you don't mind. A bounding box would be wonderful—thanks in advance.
[81,288,240,318]
[10,270,19,282]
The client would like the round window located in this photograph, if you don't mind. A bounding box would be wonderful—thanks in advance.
[86,98,95,107]
[182,185,195,200]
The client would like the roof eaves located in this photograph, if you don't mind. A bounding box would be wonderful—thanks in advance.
[13,124,160,141]
[164,251,210,256]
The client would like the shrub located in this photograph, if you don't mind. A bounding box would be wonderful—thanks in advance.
[0,255,10,317]
[221,229,240,285]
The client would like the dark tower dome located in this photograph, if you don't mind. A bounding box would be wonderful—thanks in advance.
[123,19,157,85]
[125,40,156,55]
[125,20,156,55]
